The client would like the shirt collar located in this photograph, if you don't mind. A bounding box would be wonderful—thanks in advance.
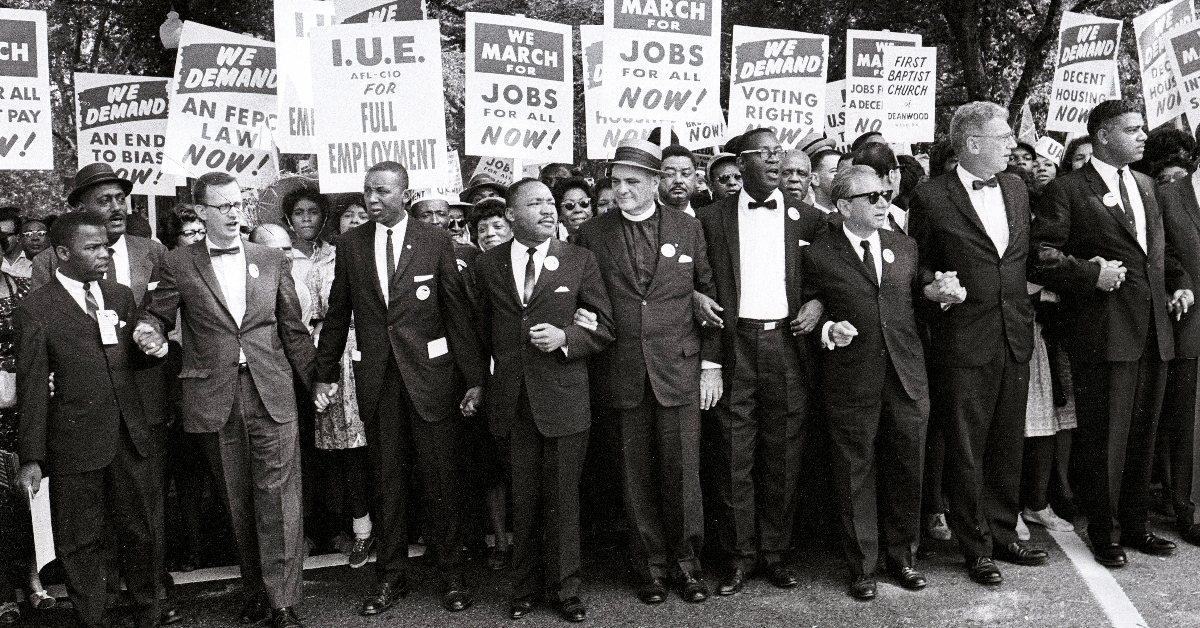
[621,206,658,222]
[842,224,880,250]
[204,236,243,253]
[55,269,94,291]
[519,237,552,256]
[956,164,999,190]
[1089,156,1124,179]
[110,233,127,254]
[374,216,407,236]
[737,188,784,212]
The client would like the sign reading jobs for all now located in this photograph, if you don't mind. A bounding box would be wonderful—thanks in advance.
[0,8,52,171]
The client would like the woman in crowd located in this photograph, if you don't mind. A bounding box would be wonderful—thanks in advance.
[1154,156,1193,186]
[1062,137,1092,173]
[1031,152,1059,192]
[554,177,595,240]
[592,178,616,216]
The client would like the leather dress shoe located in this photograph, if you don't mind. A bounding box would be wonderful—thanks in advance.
[239,594,270,624]
[967,557,1003,585]
[675,573,709,603]
[889,565,927,590]
[717,567,747,595]
[509,596,535,620]
[160,606,183,625]
[270,607,301,628]
[636,578,667,604]
[359,579,408,616]
[765,563,798,589]
[1180,524,1200,546]
[993,542,1048,566]
[1092,543,1127,568]
[555,597,587,623]
[849,575,877,600]
[1121,532,1176,556]
[442,576,472,612]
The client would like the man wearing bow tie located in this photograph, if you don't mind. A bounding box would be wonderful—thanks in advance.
[695,127,827,594]
[907,102,1041,586]
[136,172,316,628]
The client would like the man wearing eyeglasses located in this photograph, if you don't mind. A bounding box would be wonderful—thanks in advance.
[135,171,316,628]
[695,127,828,595]
[658,144,700,217]
[907,101,1042,586]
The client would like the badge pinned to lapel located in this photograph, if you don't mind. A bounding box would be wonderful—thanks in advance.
[416,285,431,301]
[661,243,676,258]
[247,263,259,279]
[1102,192,1119,207]
[788,207,800,221]
[882,248,895,264]
[544,255,559,271]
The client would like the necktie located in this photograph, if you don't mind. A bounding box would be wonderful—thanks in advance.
[82,281,99,320]
[748,198,778,210]
[860,240,878,285]
[385,228,395,288]
[522,247,537,306]
[972,178,998,190]
[209,246,239,256]
[104,247,115,280]
[1117,167,1137,232]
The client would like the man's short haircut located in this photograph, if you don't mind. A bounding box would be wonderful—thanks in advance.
[1013,142,1036,157]
[192,171,237,206]
[811,149,843,171]
[850,131,883,152]
[49,211,107,248]
[830,165,883,203]
[739,127,778,149]
[505,177,547,208]
[948,101,1009,153]
[662,144,696,168]
[366,161,409,190]
[1087,100,1141,138]
[852,143,899,180]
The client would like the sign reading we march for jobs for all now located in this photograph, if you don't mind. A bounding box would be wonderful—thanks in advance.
[0,8,52,171]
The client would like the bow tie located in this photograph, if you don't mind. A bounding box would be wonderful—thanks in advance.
[972,178,999,190]
[209,246,240,257]
[748,199,778,210]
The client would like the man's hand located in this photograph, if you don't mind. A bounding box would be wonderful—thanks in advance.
[133,322,168,358]
[313,382,339,412]
[19,462,41,496]
[700,368,723,411]
[829,321,858,348]
[693,291,724,328]
[923,271,966,304]
[1093,257,1126,292]
[529,323,567,352]
[460,385,484,417]
[1170,289,1195,321]
[573,308,598,331]
[791,299,823,336]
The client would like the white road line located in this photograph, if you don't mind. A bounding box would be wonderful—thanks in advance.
[1047,529,1150,628]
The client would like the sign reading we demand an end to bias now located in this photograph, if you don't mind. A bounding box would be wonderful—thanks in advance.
[75,73,180,195]
[727,26,827,148]
[465,13,573,164]
[163,22,279,187]
[1046,11,1121,134]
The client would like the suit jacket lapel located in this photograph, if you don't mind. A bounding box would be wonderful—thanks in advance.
[127,237,151,301]
[1179,178,1200,234]
[998,175,1024,258]
[879,231,901,290]
[242,244,266,329]
[389,220,417,305]
[1083,162,1140,247]
[600,212,639,293]
[498,240,520,307]
[190,244,235,324]
[49,278,98,332]
[722,197,741,304]
[945,174,996,257]
[836,229,879,289]
[646,208,675,298]
[783,201,801,310]
[528,238,561,306]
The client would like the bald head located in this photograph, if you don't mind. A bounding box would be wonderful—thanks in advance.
[250,223,294,252]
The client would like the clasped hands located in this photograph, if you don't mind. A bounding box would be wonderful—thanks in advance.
[1092,256,1126,292]
[133,322,169,358]
[923,271,966,305]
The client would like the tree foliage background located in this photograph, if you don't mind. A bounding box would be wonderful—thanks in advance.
[0,0,1169,215]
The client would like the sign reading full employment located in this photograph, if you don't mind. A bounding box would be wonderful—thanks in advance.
[333,0,426,23]
[1046,11,1121,134]
[75,73,179,195]
[1167,22,1200,133]
[727,26,827,148]
[163,22,279,187]
[309,19,446,193]
[274,0,335,153]
[844,29,921,140]
[0,8,52,171]
[465,13,573,164]
[602,0,723,124]
[1133,0,1194,130]
[879,46,936,143]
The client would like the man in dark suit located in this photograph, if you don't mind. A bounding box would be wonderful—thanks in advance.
[313,161,483,615]
[1032,99,1193,568]
[1157,172,1200,547]
[16,212,159,628]
[907,101,1044,585]
[803,166,929,600]
[472,178,614,622]
[573,140,715,604]
[695,127,826,594]
[136,172,316,628]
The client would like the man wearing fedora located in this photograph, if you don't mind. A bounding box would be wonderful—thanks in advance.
[573,139,717,604]
[461,173,510,206]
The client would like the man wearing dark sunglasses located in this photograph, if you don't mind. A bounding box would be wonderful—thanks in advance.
[706,153,742,203]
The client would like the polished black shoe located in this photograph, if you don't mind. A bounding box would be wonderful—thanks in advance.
[442,576,472,612]
[555,597,587,623]
[967,557,1003,585]
[160,606,182,625]
[509,596,536,620]
[889,565,927,590]
[359,579,409,616]
[636,578,667,604]
[239,594,270,624]
[993,542,1048,566]
[270,607,301,628]
[1121,532,1176,556]
[849,575,877,600]
[675,573,709,603]
[765,563,798,589]
[1092,543,1127,568]
[717,567,747,596]
[1180,524,1200,547]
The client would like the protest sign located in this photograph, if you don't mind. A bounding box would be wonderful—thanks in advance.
[727,26,827,148]
[880,45,936,143]
[844,29,921,141]
[0,8,52,170]
[1167,21,1200,133]
[1035,136,1065,165]
[163,22,279,186]
[410,148,464,201]
[1046,11,1122,133]
[825,80,845,148]
[1017,100,1037,146]
[333,0,425,23]
[1134,0,1194,130]
[472,155,516,185]
[602,0,723,124]
[309,19,446,192]
[275,0,335,153]
[75,73,179,195]
[465,13,573,164]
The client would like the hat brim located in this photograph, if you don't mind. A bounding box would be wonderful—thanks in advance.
[460,182,508,202]
[608,160,662,175]
[68,175,133,207]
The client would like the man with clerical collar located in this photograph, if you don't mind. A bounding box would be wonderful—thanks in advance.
[573,139,718,605]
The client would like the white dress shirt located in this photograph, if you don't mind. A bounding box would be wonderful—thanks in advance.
[885,204,907,233]
[56,269,105,314]
[956,165,1010,255]
[1091,157,1147,252]
[1,250,31,279]
[109,234,131,287]
[510,237,552,305]
[737,188,789,320]
[681,203,695,218]
[820,227,881,349]
[206,237,247,363]
[373,218,409,301]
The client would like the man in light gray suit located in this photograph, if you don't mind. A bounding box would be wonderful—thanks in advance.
[135,171,316,628]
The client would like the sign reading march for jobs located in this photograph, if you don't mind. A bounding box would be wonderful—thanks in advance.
[1046,11,1121,134]
[727,26,827,148]
[310,19,447,193]
[75,73,179,195]
[0,8,52,171]
[465,13,573,164]
[844,30,921,140]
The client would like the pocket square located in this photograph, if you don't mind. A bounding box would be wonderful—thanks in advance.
[147,281,159,290]
[798,239,810,247]
[555,286,570,293]
[678,254,693,263]
[413,274,433,282]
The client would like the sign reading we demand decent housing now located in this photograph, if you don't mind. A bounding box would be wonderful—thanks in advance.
[74,73,179,195]
[1046,11,1121,134]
